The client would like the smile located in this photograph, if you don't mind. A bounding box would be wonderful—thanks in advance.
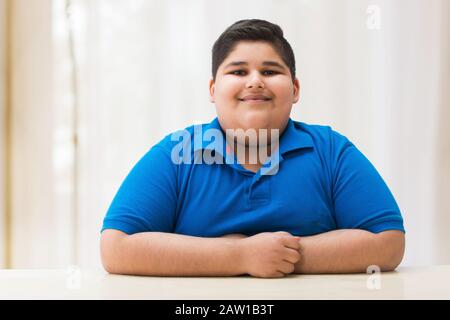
[238,99,271,103]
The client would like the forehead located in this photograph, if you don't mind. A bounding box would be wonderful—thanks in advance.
[221,41,285,67]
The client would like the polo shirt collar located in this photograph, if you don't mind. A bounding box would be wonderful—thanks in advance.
[193,117,227,157]
[278,118,314,155]
[193,117,314,158]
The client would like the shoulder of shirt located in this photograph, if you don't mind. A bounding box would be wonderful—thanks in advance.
[291,119,350,147]
[147,122,208,155]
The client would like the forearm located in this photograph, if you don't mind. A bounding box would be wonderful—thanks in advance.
[101,231,246,276]
[294,229,405,274]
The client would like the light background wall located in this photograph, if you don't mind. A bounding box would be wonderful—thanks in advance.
[1,0,449,269]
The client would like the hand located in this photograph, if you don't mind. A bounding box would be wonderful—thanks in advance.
[239,231,301,278]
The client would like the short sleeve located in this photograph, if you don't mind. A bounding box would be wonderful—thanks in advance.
[330,131,405,234]
[101,144,178,235]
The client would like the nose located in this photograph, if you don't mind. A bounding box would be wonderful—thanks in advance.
[245,72,265,89]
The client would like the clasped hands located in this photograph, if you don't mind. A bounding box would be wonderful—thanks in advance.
[222,232,301,278]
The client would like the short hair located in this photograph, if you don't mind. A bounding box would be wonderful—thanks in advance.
[211,19,296,82]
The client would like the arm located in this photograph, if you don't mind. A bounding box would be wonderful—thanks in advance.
[101,230,301,278]
[101,229,246,276]
[294,229,405,274]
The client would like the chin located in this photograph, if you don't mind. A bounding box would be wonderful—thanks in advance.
[237,112,273,131]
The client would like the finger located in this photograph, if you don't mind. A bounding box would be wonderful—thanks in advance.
[283,247,301,264]
[271,271,286,278]
[261,270,285,278]
[278,261,295,275]
[283,236,301,250]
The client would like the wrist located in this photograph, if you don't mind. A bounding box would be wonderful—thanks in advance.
[234,238,249,275]
[294,236,309,274]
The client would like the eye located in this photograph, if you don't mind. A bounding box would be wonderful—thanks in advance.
[228,70,279,76]
[230,70,246,76]
[262,70,278,75]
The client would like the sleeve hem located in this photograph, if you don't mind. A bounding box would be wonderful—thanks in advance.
[101,218,150,235]
[364,221,406,234]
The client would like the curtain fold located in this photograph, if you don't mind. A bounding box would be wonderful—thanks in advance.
[8,0,77,268]
[434,0,450,264]
[9,0,56,268]
[0,0,8,268]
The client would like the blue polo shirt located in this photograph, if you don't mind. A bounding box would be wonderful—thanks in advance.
[101,117,405,237]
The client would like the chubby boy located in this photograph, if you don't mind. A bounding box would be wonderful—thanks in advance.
[100,19,405,278]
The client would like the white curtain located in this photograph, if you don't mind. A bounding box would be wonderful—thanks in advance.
[0,0,8,268]
[2,0,450,268]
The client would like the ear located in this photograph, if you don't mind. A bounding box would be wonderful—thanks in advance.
[209,78,215,103]
[292,78,300,104]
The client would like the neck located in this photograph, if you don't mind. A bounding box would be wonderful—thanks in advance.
[228,141,275,173]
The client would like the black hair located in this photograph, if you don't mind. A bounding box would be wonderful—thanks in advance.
[211,19,296,82]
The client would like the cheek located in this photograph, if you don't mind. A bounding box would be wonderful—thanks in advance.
[215,79,241,99]
[270,80,293,97]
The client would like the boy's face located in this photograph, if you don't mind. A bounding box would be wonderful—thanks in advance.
[209,40,299,137]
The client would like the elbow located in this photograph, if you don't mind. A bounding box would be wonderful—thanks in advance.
[385,246,405,271]
[100,241,119,274]
[101,250,119,274]
[381,254,403,272]
[101,259,116,275]
[100,229,128,274]
[376,230,406,272]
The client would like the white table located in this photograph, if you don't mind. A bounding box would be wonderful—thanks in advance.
[0,265,449,300]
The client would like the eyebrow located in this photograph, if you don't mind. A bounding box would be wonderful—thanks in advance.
[223,61,286,70]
